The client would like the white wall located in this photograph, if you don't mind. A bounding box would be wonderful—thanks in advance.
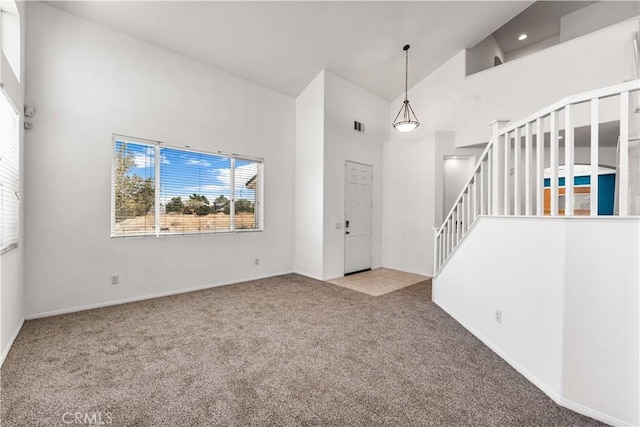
[434,218,566,395]
[562,220,639,425]
[433,217,639,426]
[0,0,25,365]
[322,71,387,279]
[505,35,560,62]
[382,18,639,276]
[24,2,295,317]
[294,71,325,280]
[382,129,483,277]
[465,34,505,76]
[560,1,639,43]
[381,131,436,276]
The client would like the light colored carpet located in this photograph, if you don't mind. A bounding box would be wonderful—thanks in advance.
[1,274,602,426]
[328,268,430,296]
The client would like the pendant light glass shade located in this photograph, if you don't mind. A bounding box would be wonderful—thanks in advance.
[393,99,419,132]
[392,44,420,132]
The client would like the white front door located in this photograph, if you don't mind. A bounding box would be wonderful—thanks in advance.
[344,161,372,275]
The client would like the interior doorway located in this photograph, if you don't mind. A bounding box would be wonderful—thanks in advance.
[443,156,475,219]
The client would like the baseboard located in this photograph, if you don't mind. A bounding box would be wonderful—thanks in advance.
[557,396,632,427]
[433,298,632,427]
[1,317,25,367]
[379,265,432,278]
[25,270,295,320]
[292,271,325,282]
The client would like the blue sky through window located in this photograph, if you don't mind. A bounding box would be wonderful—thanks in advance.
[115,140,258,205]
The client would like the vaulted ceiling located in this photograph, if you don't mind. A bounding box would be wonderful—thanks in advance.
[45,1,533,100]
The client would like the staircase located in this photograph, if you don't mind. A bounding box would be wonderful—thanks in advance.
[434,79,640,275]
[431,80,640,426]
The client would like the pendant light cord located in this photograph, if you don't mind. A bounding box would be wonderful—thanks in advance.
[405,48,409,101]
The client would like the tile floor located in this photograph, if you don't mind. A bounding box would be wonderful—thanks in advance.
[327,268,430,296]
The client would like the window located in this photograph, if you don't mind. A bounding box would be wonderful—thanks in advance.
[0,89,19,253]
[1,2,21,83]
[111,136,263,237]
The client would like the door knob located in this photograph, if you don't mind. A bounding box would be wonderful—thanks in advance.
[345,231,350,235]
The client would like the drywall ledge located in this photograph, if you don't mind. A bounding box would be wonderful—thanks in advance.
[433,216,640,426]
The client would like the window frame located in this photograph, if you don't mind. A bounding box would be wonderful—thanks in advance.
[110,134,264,238]
[0,87,20,255]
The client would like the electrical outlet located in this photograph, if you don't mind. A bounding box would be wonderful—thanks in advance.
[254,258,260,266]
[111,275,119,285]
[495,309,502,324]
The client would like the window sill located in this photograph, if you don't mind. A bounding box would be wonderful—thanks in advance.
[110,229,263,239]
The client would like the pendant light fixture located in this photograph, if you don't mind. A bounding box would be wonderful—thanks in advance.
[392,44,420,132]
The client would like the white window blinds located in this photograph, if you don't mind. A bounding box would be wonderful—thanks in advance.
[112,140,155,236]
[234,158,262,230]
[0,90,19,253]
[159,147,232,234]
[112,135,263,237]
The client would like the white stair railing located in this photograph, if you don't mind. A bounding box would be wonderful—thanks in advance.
[434,79,640,274]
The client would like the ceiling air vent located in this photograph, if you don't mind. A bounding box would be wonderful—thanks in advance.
[353,120,365,133]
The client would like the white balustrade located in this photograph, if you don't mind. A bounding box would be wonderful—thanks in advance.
[434,80,640,274]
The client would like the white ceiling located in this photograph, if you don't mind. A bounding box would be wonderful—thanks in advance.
[45,1,532,100]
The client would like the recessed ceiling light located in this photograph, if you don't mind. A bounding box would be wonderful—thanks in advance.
[518,33,528,41]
